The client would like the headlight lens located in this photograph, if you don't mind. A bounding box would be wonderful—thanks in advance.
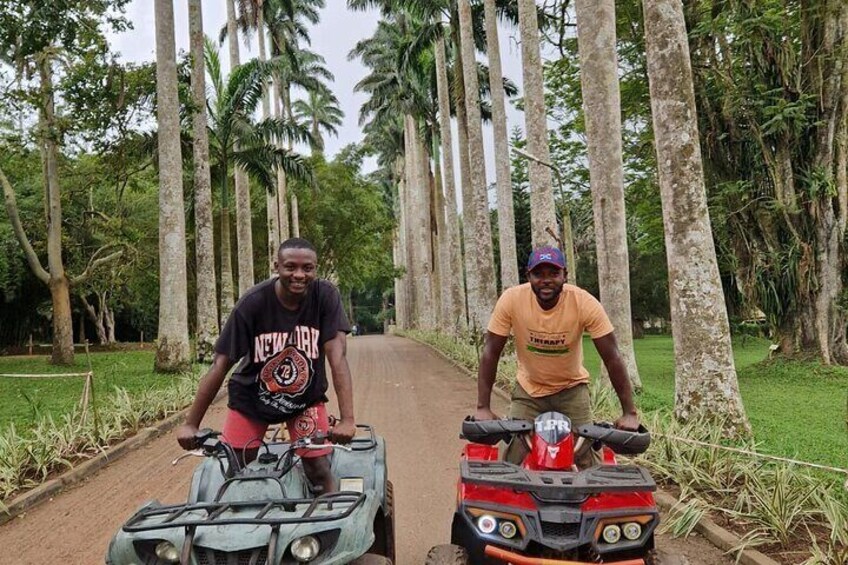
[622,521,642,540]
[291,535,321,562]
[602,524,622,544]
[154,541,180,563]
[477,514,497,534]
[498,520,518,539]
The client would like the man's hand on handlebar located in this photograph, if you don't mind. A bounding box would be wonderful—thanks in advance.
[329,418,356,444]
[475,407,500,421]
[176,423,200,450]
[614,412,640,431]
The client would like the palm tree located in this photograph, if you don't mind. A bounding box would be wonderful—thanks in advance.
[642,0,750,434]
[154,0,190,372]
[188,0,218,362]
[226,0,255,296]
[483,0,518,289]
[204,40,312,318]
[574,0,640,389]
[517,0,557,247]
[457,0,497,330]
[292,89,344,155]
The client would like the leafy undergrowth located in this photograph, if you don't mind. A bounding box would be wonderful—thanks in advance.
[402,329,848,565]
[0,352,202,506]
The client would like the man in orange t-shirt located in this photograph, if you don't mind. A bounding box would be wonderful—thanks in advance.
[475,246,640,467]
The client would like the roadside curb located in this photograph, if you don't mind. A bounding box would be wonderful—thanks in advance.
[0,393,224,528]
[400,333,782,565]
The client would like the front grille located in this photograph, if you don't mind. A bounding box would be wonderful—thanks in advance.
[195,546,268,565]
[540,521,581,539]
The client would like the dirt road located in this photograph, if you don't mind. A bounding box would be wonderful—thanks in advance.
[0,335,729,564]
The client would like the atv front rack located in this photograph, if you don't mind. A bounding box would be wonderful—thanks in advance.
[122,492,365,533]
[461,462,655,502]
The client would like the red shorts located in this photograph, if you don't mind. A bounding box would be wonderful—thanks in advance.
[221,403,332,458]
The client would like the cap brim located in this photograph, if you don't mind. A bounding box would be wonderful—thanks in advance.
[528,260,566,271]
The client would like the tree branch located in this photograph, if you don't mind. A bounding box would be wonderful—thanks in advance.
[71,247,124,286]
[0,164,50,284]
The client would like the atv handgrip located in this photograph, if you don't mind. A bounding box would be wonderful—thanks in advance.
[461,418,533,445]
[577,423,651,455]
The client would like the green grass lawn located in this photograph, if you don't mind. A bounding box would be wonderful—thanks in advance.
[0,350,185,430]
[582,335,848,469]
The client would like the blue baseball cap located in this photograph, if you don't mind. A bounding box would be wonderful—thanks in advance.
[527,246,566,271]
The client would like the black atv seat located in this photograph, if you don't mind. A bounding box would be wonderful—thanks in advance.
[461,418,533,445]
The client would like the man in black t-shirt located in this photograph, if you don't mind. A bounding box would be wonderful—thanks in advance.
[176,238,355,494]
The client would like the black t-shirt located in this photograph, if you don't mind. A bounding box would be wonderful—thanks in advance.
[215,278,350,422]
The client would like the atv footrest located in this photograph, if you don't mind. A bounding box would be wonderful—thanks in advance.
[122,492,365,533]
[461,461,655,502]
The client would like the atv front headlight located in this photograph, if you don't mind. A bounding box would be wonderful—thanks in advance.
[498,520,518,539]
[622,521,642,541]
[290,535,321,562]
[154,541,180,563]
[602,524,622,544]
[477,514,497,534]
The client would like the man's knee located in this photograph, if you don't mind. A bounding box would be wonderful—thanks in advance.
[302,456,334,489]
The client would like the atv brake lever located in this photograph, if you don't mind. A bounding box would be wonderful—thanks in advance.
[172,450,205,465]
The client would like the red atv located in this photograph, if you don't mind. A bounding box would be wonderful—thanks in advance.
[426,412,657,565]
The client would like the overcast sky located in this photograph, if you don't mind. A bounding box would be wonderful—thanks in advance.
[106,1,531,201]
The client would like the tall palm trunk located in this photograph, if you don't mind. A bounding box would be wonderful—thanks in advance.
[291,192,300,237]
[483,0,519,289]
[257,7,278,275]
[643,0,750,434]
[575,0,641,389]
[434,35,466,332]
[454,40,474,328]
[275,78,289,242]
[394,157,411,329]
[154,0,190,372]
[517,0,557,247]
[189,0,219,362]
[219,173,236,321]
[457,0,497,331]
[413,118,435,330]
[227,0,255,295]
[430,138,444,328]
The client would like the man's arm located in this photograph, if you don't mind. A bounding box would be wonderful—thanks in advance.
[476,332,509,420]
[592,332,639,430]
[176,353,236,449]
[325,331,356,443]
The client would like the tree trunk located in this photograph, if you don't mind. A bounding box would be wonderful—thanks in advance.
[219,201,236,322]
[227,0,254,296]
[257,7,278,276]
[410,117,435,330]
[189,0,219,362]
[37,57,74,365]
[432,129,449,330]
[81,294,108,344]
[291,192,300,237]
[483,0,519,289]
[643,0,750,434]
[574,0,641,389]
[393,157,411,330]
[518,0,557,248]
[275,77,289,243]
[434,35,466,333]
[154,0,191,372]
[456,2,497,331]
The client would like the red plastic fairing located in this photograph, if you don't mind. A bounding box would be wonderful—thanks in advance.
[580,491,656,512]
[602,446,617,464]
[459,481,538,511]
[527,432,574,470]
[464,443,499,461]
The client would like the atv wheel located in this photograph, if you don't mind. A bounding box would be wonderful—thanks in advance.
[424,544,470,565]
[350,554,392,565]
[368,479,396,562]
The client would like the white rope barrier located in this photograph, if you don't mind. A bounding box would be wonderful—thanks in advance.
[656,432,848,478]
[0,372,93,378]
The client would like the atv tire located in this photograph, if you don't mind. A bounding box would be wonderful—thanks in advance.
[367,479,395,562]
[350,554,392,565]
[424,544,470,565]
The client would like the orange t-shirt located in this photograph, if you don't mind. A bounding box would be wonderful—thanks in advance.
[487,283,614,397]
